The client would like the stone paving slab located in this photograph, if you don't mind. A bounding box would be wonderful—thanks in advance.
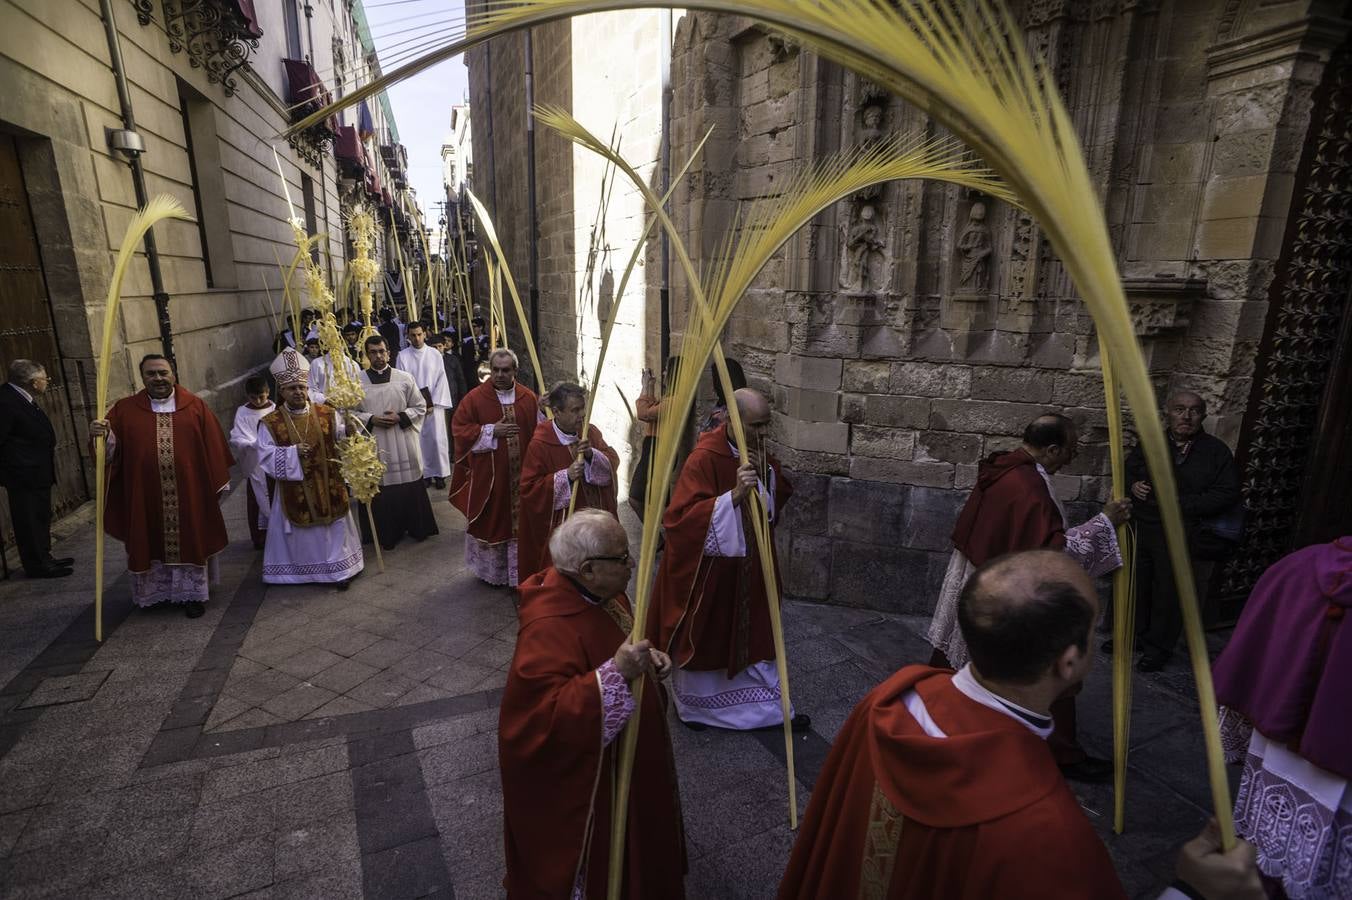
[0,481,1223,899]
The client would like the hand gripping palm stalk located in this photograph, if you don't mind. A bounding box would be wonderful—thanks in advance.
[94,196,194,642]
[285,0,1237,872]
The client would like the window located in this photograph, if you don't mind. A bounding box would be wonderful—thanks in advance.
[301,174,320,267]
[177,79,236,288]
[283,0,303,60]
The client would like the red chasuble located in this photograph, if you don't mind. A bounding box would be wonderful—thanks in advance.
[950,448,1065,566]
[448,380,539,543]
[516,421,621,584]
[499,567,686,899]
[779,666,1126,900]
[104,386,234,572]
[648,423,793,677]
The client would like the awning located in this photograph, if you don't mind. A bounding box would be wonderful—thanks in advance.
[335,125,367,175]
[283,58,335,132]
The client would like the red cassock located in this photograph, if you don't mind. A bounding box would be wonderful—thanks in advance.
[951,448,1065,566]
[516,421,621,584]
[648,423,793,677]
[499,567,686,899]
[104,386,234,571]
[448,380,539,543]
[778,666,1127,900]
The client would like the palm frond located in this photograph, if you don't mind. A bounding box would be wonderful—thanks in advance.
[466,188,546,392]
[95,195,193,642]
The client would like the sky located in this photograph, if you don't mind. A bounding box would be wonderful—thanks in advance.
[361,0,470,228]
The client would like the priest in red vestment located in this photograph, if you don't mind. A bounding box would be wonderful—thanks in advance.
[449,349,541,586]
[648,388,804,731]
[517,382,620,584]
[926,413,1129,782]
[781,550,1126,900]
[500,509,686,899]
[91,354,233,619]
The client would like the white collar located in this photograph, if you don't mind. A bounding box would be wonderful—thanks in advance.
[552,421,578,445]
[9,383,33,404]
[496,387,516,403]
[951,665,1054,739]
[149,394,177,413]
[283,403,310,417]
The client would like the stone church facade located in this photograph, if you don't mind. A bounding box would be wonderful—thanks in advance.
[469,0,1352,613]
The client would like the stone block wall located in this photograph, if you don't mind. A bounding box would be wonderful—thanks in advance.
[473,1,1347,611]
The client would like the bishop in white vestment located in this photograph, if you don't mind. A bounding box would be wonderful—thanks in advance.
[256,349,363,586]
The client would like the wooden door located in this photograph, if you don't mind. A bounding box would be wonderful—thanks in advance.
[0,133,89,550]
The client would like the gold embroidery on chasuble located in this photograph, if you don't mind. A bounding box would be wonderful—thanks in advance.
[263,406,349,527]
[155,412,180,563]
[858,783,904,900]
[501,401,522,537]
[602,598,634,637]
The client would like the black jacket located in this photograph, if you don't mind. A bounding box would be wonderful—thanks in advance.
[0,383,57,489]
[1125,430,1239,526]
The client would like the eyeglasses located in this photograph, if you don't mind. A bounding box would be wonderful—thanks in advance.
[586,551,632,566]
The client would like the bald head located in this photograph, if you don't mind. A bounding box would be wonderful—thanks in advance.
[958,550,1097,685]
[733,388,772,442]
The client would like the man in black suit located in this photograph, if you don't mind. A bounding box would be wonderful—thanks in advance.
[0,359,73,578]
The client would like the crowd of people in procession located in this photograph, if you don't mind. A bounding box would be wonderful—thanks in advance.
[0,297,1345,898]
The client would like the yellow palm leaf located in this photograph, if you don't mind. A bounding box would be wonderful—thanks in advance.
[466,188,547,393]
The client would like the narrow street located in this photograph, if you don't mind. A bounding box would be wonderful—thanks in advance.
[0,485,1221,899]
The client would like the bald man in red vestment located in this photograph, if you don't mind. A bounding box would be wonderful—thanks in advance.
[91,354,233,618]
[517,382,620,585]
[449,349,540,586]
[499,510,685,899]
[649,388,805,731]
[781,550,1125,899]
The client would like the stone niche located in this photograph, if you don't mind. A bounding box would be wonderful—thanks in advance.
[1122,276,1206,372]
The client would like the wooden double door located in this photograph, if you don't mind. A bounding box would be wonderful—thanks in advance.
[0,133,89,557]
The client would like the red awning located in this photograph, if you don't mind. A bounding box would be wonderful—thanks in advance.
[283,58,335,132]
[335,125,365,167]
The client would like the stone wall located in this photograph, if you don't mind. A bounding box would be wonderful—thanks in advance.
[0,0,400,436]
[470,1,1348,612]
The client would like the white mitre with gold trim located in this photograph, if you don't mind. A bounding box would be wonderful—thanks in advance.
[270,347,310,388]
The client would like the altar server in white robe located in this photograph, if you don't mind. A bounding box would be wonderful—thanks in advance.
[356,334,439,549]
[396,321,452,488]
[255,349,363,587]
[228,374,275,550]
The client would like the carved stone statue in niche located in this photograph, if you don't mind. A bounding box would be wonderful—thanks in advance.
[841,203,885,294]
[860,103,884,144]
[957,201,993,293]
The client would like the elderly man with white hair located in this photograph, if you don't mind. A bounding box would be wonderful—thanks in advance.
[449,347,541,586]
[0,359,73,578]
[499,509,686,899]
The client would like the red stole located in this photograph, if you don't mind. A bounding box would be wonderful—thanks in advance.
[104,386,233,571]
[516,420,621,585]
[950,448,1066,566]
[500,567,686,899]
[648,423,793,677]
[448,380,539,544]
[779,666,1127,900]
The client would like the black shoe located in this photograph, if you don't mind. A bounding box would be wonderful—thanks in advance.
[1136,653,1169,673]
[183,602,206,619]
[681,719,708,732]
[46,557,75,568]
[27,565,73,579]
[791,713,812,733]
[1060,756,1113,784]
[433,477,446,489]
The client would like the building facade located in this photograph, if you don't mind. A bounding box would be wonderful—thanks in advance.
[0,0,409,553]
[469,0,1352,614]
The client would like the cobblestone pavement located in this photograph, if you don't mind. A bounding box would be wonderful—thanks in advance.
[0,484,1226,899]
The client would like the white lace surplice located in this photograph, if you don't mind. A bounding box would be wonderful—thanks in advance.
[926,464,1122,668]
[1222,709,1352,899]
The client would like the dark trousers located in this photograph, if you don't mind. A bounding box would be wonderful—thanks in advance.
[5,484,53,575]
[1135,522,1213,659]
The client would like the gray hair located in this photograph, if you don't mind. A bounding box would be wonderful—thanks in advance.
[489,347,519,368]
[1167,390,1208,418]
[549,509,621,574]
[547,381,587,410]
[7,359,45,387]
